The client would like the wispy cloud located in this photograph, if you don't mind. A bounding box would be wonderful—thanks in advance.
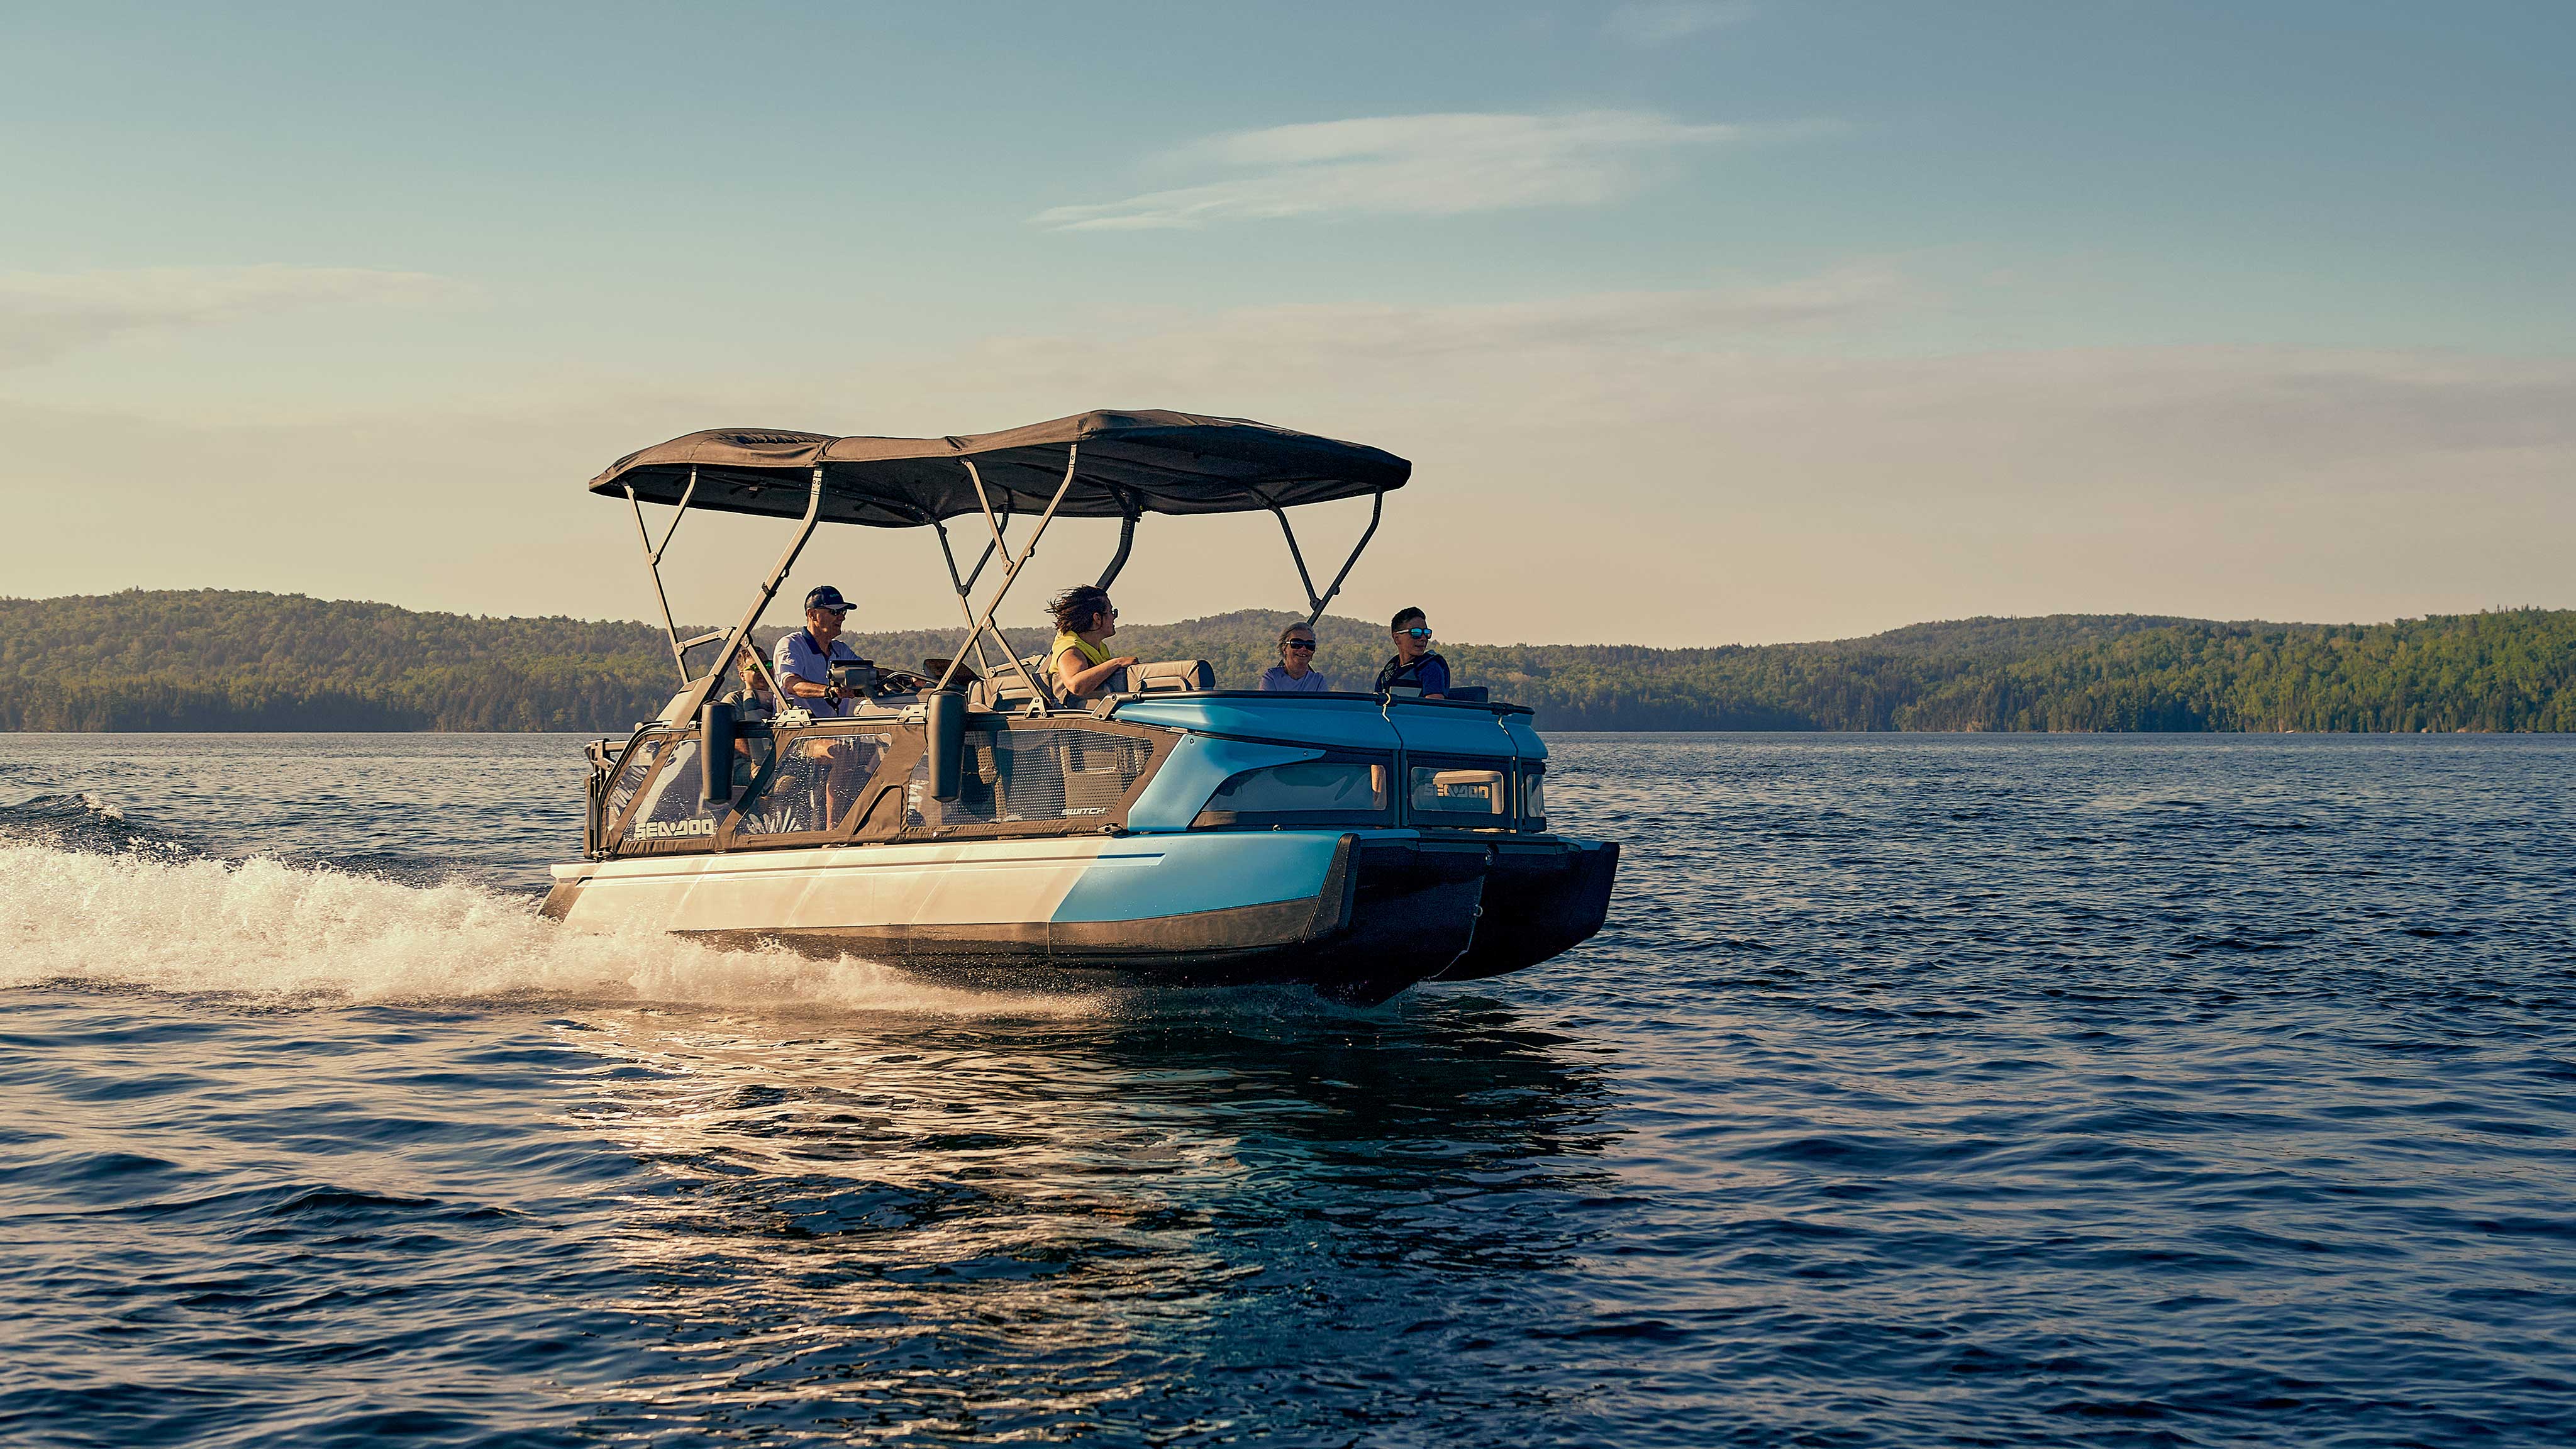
[1065,267,1913,361]
[1033,111,1740,230]
[1604,3,1756,46]
[0,265,463,369]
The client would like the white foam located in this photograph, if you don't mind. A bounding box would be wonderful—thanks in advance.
[0,842,1096,1017]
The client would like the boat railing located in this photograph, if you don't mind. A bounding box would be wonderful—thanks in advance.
[591,709,1186,859]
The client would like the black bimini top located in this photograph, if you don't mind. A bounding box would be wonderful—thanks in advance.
[589,409,1410,527]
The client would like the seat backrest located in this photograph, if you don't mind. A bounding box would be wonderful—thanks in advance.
[1129,659,1214,694]
[971,653,1055,713]
[972,654,1214,709]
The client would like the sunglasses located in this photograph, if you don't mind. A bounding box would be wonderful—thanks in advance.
[1285,639,1316,650]
[1400,627,1433,639]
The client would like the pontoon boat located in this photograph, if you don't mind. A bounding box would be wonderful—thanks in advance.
[541,411,1618,1004]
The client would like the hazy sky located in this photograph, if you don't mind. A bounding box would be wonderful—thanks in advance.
[4,2,2571,646]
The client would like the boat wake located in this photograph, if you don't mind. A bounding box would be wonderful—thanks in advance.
[0,793,1097,1017]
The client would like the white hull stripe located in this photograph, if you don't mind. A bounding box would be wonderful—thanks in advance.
[555,833,1339,935]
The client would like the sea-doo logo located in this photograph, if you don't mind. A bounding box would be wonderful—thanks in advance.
[631,817,716,840]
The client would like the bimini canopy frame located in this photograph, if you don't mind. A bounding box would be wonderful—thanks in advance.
[589,410,1411,722]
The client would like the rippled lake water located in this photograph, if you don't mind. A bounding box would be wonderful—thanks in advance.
[3,732,2571,1447]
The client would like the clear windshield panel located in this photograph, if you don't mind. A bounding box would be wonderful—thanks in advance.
[1521,762,1546,824]
[626,740,720,846]
[909,727,1155,828]
[738,731,890,837]
[1409,763,1508,823]
[604,735,668,823]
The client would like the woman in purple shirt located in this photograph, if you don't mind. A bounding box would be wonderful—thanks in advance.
[1258,623,1331,692]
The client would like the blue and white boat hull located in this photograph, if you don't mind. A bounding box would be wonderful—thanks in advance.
[544,827,1616,1004]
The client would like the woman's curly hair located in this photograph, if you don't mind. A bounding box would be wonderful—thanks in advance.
[1048,584,1113,635]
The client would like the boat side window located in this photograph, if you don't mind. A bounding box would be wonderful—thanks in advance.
[1192,756,1392,829]
[604,733,670,828]
[1520,760,1548,831]
[1406,756,1511,828]
[736,729,891,838]
[625,738,721,847]
[909,726,1156,828]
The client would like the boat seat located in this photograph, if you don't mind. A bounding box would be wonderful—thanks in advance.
[969,653,1055,713]
[967,654,1214,710]
[1126,659,1214,694]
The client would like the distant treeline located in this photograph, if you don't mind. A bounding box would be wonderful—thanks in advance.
[3,590,2570,733]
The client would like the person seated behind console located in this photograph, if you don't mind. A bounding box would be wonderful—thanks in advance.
[774,584,870,716]
[721,646,779,722]
[1260,622,1330,692]
[716,647,779,795]
[1048,584,1138,704]
[1374,606,1448,699]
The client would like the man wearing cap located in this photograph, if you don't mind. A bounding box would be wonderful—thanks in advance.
[774,585,871,718]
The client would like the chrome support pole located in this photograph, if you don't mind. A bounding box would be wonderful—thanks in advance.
[931,445,1080,705]
[1307,490,1385,627]
[1269,489,1384,626]
[931,519,1007,687]
[627,479,692,685]
[653,469,699,563]
[664,467,826,725]
[1096,501,1140,589]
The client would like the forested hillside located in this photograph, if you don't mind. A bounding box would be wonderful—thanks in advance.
[3,591,2570,732]
[0,591,672,730]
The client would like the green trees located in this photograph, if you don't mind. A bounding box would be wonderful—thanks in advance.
[0,590,678,731]
[1,591,2568,732]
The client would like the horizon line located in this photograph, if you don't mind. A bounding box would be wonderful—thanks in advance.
[6,587,2570,655]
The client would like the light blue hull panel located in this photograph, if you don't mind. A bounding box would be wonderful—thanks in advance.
[1048,830,1343,923]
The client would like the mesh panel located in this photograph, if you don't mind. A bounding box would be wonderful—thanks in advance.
[738,733,890,837]
[911,728,1153,826]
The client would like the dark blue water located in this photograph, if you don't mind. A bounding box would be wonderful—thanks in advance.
[3,733,2571,1446]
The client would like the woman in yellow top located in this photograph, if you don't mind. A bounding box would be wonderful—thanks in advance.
[1047,584,1138,702]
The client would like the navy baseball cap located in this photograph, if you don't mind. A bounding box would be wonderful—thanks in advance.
[803,585,850,613]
